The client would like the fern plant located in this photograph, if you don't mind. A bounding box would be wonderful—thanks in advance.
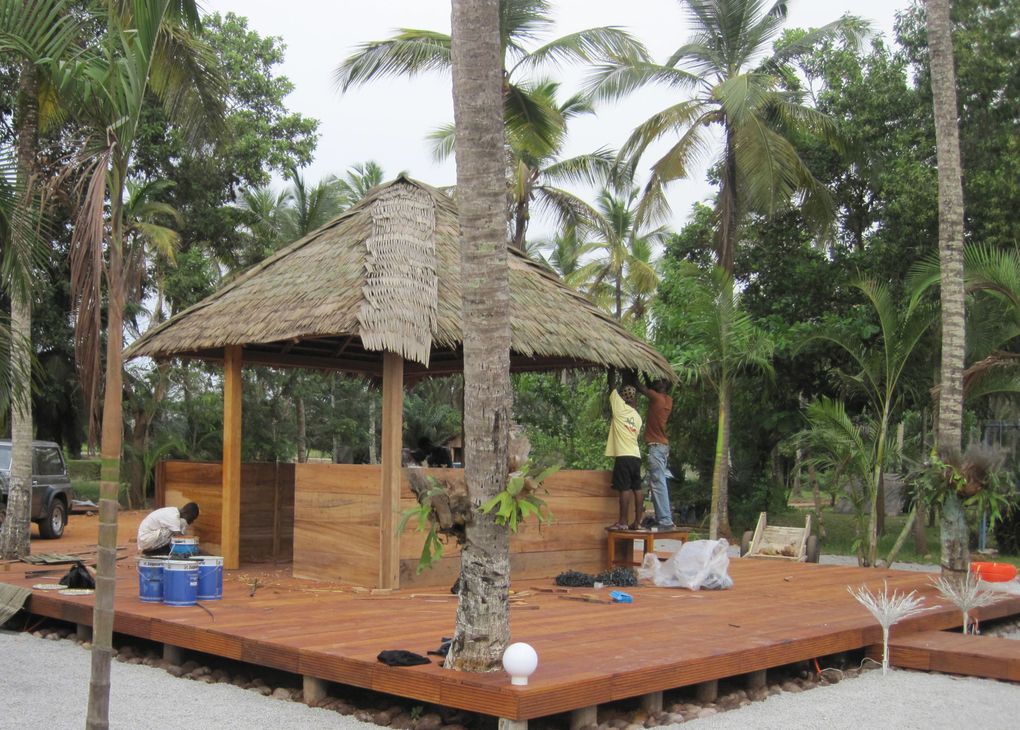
[480,461,557,532]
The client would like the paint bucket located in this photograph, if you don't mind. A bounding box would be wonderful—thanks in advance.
[162,560,198,606]
[168,536,199,558]
[190,555,224,600]
[137,558,165,603]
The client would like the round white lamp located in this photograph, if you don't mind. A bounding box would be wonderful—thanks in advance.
[502,642,538,686]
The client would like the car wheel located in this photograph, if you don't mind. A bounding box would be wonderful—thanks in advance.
[39,498,66,539]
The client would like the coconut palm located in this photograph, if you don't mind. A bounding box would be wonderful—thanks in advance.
[668,262,774,539]
[924,0,968,577]
[910,245,1020,403]
[588,0,863,272]
[576,186,667,323]
[0,0,78,560]
[335,0,645,249]
[446,0,513,671]
[428,79,617,249]
[336,160,386,210]
[64,4,224,726]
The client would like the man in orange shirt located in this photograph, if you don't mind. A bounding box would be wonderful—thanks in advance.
[637,379,674,529]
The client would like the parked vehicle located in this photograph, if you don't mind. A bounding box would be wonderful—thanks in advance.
[0,440,75,539]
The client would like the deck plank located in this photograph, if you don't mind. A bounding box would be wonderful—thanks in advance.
[875,629,1020,681]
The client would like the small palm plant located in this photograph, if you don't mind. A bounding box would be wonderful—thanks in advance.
[849,581,932,675]
[931,571,1001,635]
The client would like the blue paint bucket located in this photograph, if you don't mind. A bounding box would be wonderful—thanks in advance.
[190,555,223,600]
[162,560,198,606]
[138,558,165,603]
[168,536,199,558]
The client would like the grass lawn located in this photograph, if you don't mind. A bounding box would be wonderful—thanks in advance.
[762,507,1020,569]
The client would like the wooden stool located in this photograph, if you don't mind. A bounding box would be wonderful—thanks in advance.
[607,528,689,569]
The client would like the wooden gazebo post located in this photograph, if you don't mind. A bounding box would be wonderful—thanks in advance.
[379,351,403,588]
[222,345,242,569]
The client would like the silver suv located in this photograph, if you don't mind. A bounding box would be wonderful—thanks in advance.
[0,440,75,539]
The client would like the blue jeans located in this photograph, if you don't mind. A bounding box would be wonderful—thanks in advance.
[646,443,674,527]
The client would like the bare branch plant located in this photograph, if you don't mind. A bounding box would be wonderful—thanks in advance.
[931,571,1001,634]
[848,581,933,674]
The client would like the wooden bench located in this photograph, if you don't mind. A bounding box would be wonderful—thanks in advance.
[607,528,690,569]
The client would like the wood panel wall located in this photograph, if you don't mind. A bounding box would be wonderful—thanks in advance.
[291,464,616,588]
[158,461,616,588]
[155,460,295,562]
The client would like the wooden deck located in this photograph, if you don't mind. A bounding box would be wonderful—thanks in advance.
[875,629,1020,682]
[4,556,1020,721]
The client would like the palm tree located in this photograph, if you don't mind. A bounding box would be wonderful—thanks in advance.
[588,0,863,271]
[120,178,183,507]
[924,0,968,577]
[801,280,932,566]
[336,160,386,210]
[335,0,646,249]
[576,186,667,323]
[447,0,513,671]
[64,4,224,726]
[0,0,77,560]
[428,79,617,249]
[668,262,774,539]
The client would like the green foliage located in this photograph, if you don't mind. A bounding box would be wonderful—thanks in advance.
[67,458,101,481]
[480,462,557,532]
[397,477,448,573]
[513,372,609,470]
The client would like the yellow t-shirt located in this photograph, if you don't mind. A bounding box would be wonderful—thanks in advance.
[605,389,642,458]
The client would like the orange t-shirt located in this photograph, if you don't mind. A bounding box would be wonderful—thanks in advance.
[644,389,672,445]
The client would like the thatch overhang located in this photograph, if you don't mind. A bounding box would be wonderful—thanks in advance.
[125,176,675,381]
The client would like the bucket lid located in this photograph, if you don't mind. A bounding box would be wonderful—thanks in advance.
[164,560,198,569]
[190,555,224,565]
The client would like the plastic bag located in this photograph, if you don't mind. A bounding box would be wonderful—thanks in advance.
[638,538,733,591]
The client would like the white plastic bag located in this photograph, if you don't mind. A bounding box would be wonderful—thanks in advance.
[638,538,733,590]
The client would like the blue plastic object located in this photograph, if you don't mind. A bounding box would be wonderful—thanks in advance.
[610,590,633,603]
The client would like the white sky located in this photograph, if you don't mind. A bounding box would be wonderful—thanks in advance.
[201,0,912,237]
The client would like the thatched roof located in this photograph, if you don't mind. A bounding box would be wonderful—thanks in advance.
[126,176,674,381]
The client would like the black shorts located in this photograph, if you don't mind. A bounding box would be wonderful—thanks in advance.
[611,456,642,491]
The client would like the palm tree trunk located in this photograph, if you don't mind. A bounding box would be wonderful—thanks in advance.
[809,461,826,539]
[87,172,127,730]
[0,60,38,560]
[925,0,968,575]
[717,131,738,275]
[446,0,512,672]
[868,415,890,567]
[709,380,732,540]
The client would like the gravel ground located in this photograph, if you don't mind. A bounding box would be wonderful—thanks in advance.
[0,629,376,730]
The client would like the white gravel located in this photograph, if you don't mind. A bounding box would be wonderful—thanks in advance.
[681,668,1020,729]
[0,629,376,730]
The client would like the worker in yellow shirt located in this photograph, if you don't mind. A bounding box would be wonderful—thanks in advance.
[605,373,643,531]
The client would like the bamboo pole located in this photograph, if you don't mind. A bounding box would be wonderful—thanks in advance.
[379,352,403,589]
[222,345,242,570]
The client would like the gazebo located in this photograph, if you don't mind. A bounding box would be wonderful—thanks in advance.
[127,176,673,587]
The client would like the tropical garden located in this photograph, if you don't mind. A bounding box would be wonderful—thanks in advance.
[0,0,1018,686]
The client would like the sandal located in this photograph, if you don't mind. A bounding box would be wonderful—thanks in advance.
[627,523,642,530]
[605,522,628,531]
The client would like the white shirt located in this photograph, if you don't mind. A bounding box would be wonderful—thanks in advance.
[137,506,187,551]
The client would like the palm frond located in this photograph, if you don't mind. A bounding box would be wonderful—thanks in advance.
[514,26,649,74]
[333,30,452,92]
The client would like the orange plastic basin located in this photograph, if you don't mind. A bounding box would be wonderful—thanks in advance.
[970,561,1018,582]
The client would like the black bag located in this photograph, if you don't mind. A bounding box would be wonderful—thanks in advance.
[59,561,95,590]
